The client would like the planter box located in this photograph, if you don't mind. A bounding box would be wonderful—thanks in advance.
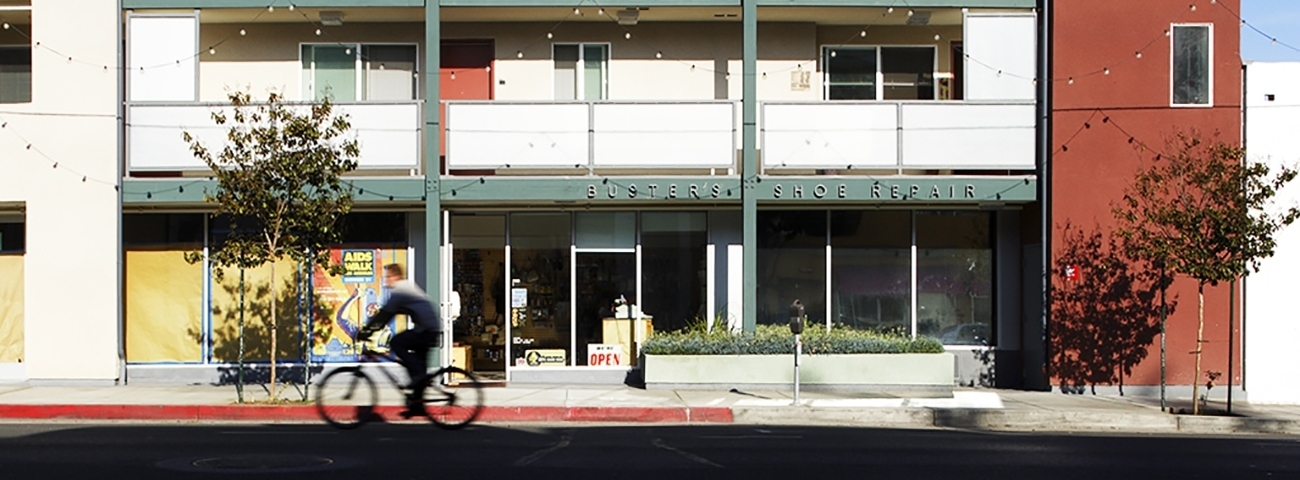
[643,353,955,392]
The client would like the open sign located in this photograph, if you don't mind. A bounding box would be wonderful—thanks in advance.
[588,344,623,366]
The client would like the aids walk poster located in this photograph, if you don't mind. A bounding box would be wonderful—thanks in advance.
[311,247,409,363]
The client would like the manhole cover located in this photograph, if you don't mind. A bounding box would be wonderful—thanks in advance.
[157,454,360,473]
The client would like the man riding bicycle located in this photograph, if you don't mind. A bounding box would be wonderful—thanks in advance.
[357,263,443,417]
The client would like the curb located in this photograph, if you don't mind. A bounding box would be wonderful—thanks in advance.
[0,404,734,424]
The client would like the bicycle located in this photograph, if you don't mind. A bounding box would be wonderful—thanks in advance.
[315,342,485,430]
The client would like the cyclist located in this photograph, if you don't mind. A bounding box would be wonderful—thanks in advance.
[357,263,443,417]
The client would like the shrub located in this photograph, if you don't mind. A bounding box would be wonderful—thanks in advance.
[641,324,944,355]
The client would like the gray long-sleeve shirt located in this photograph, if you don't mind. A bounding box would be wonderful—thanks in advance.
[363,280,442,334]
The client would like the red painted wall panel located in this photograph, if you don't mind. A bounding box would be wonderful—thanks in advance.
[1051,0,1242,388]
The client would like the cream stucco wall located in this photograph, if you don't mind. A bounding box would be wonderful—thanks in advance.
[0,1,120,381]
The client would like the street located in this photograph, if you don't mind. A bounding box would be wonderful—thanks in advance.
[0,422,1296,479]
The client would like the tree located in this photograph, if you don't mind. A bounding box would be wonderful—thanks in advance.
[185,91,359,400]
[1113,130,1298,415]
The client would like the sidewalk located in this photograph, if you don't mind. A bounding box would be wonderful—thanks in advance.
[2,383,1300,435]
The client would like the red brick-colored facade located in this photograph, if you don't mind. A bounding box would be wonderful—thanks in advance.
[1051,0,1243,389]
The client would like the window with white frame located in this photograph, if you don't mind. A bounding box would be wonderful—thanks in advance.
[553,43,608,101]
[1171,24,1211,106]
[301,44,418,102]
[823,46,935,101]
[0,46,31,104]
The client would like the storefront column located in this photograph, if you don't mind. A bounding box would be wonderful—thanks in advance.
[424,4,443,366]
[741,0,758,333]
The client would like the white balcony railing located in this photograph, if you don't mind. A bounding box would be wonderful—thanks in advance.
[444,101,737,171]
[761,101,1037,171]
[126,102,423,172]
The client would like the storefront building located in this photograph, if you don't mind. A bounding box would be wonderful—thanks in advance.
[1,0,1054,388]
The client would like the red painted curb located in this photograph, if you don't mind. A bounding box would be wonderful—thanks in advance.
[0,404,734,424]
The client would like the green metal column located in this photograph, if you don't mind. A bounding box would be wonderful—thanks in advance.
[741,0,758,333]
[425,2,443,365]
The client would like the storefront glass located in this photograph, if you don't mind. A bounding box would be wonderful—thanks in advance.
[641,212,707,333]
[831,211,911,334]
[916,211,993,345]
[509,213,572,367]
[450,214,507,380]
[757,211,827,326]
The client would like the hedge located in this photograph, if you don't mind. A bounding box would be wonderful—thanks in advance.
[641,324,945,355]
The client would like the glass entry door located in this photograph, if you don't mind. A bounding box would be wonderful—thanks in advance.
[575,252,636,366]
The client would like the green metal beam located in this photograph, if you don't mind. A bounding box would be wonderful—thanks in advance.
[425,3,443,367]
[755,0,1032,6]
[124,0,424,8]
[121,178,428,205]
[440,177,742,203]
[742,0,757,334]
[753,176,1037,203]
[439,0,737,6]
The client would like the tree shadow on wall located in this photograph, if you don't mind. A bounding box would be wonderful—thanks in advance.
[188,271,338,388]
[1050,222,1175,395]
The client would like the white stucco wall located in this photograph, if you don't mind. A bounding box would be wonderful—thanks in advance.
[0,0,121,382]
[1244,61,1300,404]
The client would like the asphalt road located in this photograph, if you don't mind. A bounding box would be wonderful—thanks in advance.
[0,421,1297,479]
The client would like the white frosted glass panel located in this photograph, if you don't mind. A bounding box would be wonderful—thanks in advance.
[446,103,589,169]
[963,13,1037,101]
[592,103,734,168]
[762,103,897,169]
[127,103,420,171]
[128,15,198,102]
[900,103,1035,169]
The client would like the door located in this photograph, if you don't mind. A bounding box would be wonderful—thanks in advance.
[441,40,495,169]
[575,252,636,366]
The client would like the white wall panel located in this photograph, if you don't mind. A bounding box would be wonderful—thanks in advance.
[963,13,1037,101]
[128,102,421,171]
[592,103,734,168]
[900,103,1036,169]
[446,103,588,169]
[762,103,898,169]
[127,14,198,102]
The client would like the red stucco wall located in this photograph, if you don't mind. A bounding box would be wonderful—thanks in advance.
[1051,0,1243,388]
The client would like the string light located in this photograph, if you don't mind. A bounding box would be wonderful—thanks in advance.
[209,47,216,55]
[1190,4,1196,11]
[598,8,604,15]
[517,51,524,58]
[288,4,294,11]
[268,5,274,12]
[1136,51,1142,59]
[2,23,8,30]
[240,29,246,36]
[573,7,580,15]
[625,32,631,40]
[860,30,867,37]
[547,32,553,39]
[934,34,941,41]
[1103,68,1110,75]
[315,28,321,36]
[656,51,662,58]
[887,7,894,14]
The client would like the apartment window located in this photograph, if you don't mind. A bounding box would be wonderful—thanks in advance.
[1171,24,1211,106]
[0,221,22,253]
[823,46,935,100]
[301,44,418,102]
[554,44,608,100]
[0,46,31,104]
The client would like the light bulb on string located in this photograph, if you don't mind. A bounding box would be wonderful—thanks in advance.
[315,28,321,36]
[1273,38,1279,45]
[908,9,914,16]
[1190,4,1196,11]
[239,29,246,36]
[1103,68,1110,75]
[690,64,695,71]
[830,50,837,57]
[547,32,553,39]
[268,5,274,12]
[574,7,580,15]
[762,72,767,79]
[2,23,8,30]
[886,7,894,14]
[450,71,455,80]
[725,73,731,80]
[1164,29,1170,37]
[288,4,294,11]
[656,51,662,59]
[934,34,941,41]
[345,48,351,54]
[209,47,216,55]
[1136,51,1142,59]
[517,50,524,58]
[1068,77,1074,85]
[860,30,867,37]
[598,8,604,15]
[625,32,631,40]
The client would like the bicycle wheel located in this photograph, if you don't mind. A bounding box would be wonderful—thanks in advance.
[419,366,484,430]
[315,367,378,430]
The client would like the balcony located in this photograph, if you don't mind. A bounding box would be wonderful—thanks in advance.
[761,101,1036,172]
[126,102,423,173]
[444,101,737,174]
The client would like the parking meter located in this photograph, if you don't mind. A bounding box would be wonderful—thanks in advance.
[789,300,805,335]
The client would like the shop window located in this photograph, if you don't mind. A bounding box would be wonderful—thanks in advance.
[831,211,911,334]
[0,221,23,253]
[757,211,827,327]
[508,213,572,367]
[301,44,418,102]
[554,43,608,101]
[916,211,993,345]
[338,212,407,245]
[123,214,204,246]
[823,46,935,100]
[1171,24,1211,106]
[641,212,707,334]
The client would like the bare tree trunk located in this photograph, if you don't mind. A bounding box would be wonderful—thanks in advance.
[1193,282,1205,415]
[270,259,278,400]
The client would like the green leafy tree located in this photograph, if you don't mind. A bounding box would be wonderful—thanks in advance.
[184,91,359,400]
[1113,131,1298,415]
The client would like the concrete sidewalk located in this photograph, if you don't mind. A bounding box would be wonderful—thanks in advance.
[2,383,1300,435]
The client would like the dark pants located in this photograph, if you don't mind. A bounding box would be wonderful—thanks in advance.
[391,329,441,388]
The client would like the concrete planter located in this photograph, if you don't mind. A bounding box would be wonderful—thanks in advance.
[643,353,955,392]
